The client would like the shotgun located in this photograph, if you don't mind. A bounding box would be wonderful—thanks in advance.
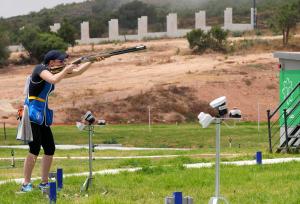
[50,45,146,74]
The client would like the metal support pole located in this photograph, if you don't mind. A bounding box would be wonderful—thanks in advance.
[215,118,220,198]
[208,118,229,204]
[11,149,15,168]
[81,124,94,192]
[257,102,260,137]
[3,122,7,141]
[283,109,289,152]
[267,110,272,153]
[148,106,151,132]
[89,125,93,180]
[253,0,257,29]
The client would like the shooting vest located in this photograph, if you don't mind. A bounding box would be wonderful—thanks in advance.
[24,75,55,126]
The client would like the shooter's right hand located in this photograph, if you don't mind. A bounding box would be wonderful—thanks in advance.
[64,64,76,74]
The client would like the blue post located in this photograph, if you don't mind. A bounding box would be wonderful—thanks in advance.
[57,168,63,190]
[256,151,262,164]
[49,181,57,203]
[173,192,182,204]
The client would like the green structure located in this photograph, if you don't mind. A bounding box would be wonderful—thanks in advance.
[271,52,300,151]
[274,52,300,126]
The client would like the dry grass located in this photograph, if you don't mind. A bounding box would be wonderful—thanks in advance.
[266,84,277,90]
[242,78,252,86]
[135,55,174,66]
[63,85,215,124]
[231,37,300,55]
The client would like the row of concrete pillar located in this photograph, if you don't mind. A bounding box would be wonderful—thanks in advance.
[49,8,255,45]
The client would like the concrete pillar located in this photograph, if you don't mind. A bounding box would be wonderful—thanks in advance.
[195,11,206,29]
[251,8,256,29]
[224,8,233,28]
[167,13,178,37]
[50,23,61,33]
[109,19,119,40]
[138,16,148,40]
[81,21,90,41]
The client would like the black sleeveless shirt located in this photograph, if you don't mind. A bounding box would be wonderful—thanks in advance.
[29,64,49,97]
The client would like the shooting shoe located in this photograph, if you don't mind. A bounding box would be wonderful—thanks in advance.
[21,183,33,192]
[38,182,49,191]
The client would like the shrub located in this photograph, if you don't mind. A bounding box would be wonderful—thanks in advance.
[19,25,68,62]
[239,39,255,50]
[0,32,10,67]
[211,26,229,43]
[186,29,210,53]
[103,137,118,144]
[255,30,262,36]
[187,26,229,53]
[210,26,229,51]
[232,31,243,37]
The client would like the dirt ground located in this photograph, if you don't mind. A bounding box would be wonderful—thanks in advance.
[0,38,281,125]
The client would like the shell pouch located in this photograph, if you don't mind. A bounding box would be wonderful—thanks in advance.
[28,104,44,125]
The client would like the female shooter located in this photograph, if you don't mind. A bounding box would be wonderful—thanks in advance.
[21,50,103,192]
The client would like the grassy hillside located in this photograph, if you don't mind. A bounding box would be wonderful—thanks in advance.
[0,0,290,43]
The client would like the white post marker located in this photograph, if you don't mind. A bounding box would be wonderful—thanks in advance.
[148,106,151,132]
[257,102,260,137]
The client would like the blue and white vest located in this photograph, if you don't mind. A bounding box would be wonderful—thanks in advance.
[24,79,55,126]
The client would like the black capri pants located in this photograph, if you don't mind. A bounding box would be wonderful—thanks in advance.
[29,122,55,156]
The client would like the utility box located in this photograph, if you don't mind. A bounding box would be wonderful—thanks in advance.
[274,52,300,146]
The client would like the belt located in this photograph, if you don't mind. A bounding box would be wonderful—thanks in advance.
[28,96,46,102]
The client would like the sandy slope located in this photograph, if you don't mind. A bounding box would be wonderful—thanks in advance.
[0,38,280,125]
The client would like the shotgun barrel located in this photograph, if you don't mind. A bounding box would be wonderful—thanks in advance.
[50,45,146,74]
[72,45,147,64]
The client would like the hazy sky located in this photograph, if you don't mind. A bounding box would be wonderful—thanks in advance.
[0,0,87,18]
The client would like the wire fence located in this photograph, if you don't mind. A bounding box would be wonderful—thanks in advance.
[0,122,23,146]
[0,122,8,143]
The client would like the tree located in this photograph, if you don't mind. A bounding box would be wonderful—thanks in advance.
[37,12,54,32]
[89,16,108,38]
[18,25,41,50]
[34,33,69,62]
[269,0,300,46]
[0,31,10,67]
[117,1,157,30]
[57,18,77,46]
[19,26,68,62]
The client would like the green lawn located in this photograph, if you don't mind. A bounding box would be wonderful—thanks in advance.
[0,122,297,203]
[1,122,268,151]
[1,162,300,204]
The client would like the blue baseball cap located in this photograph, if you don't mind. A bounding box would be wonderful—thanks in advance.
[43,50,68,65]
